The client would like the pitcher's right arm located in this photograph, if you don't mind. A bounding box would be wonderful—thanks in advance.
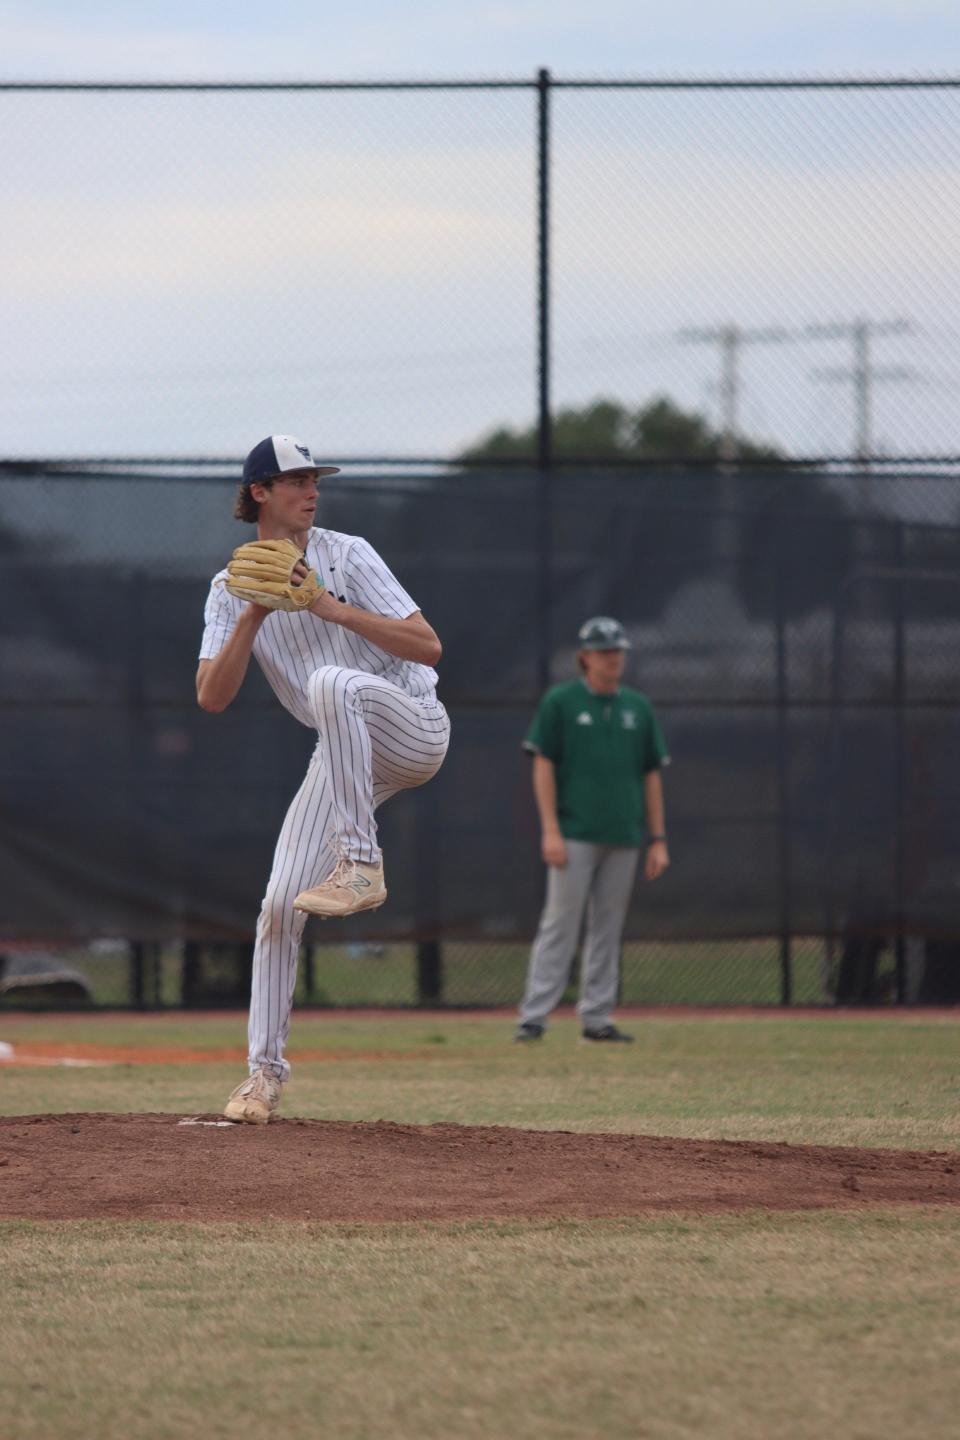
[196,605,269,713]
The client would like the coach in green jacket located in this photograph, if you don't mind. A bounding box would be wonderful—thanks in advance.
[515,616,670,1043]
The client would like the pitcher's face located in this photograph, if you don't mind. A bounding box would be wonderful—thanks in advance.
[253,470,320,528]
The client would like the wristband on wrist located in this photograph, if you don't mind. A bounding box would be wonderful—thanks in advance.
[647,834,666,845]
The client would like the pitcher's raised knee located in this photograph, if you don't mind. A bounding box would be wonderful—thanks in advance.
[308,665,362,722]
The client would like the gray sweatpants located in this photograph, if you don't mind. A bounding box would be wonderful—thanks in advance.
[519,839,640,1030]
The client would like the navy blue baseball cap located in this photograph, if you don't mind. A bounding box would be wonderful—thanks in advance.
[242,435,340,486]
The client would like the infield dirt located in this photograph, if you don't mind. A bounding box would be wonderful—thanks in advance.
[1,1112,958,1221]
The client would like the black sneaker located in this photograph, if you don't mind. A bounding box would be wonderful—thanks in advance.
[581,1024,634,1043]
[513,1022,545,1042]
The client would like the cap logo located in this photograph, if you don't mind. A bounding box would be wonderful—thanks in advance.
[294,443,312,462]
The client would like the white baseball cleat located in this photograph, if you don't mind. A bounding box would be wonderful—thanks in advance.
[293,855,387,918]
[223,1067,281,1125]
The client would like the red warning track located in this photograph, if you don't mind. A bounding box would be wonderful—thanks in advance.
[2,1006,957,1068]
[0,1113,957,1222]
[0,1042,422,1067]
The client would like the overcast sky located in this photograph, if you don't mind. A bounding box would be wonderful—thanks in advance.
[2,3,958,464]
[2,1,959,81]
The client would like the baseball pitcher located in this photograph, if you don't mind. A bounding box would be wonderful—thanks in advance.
[197,435,449,1122]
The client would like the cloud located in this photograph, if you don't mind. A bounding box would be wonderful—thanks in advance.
[0,126,532,302]
[3,0,960,80]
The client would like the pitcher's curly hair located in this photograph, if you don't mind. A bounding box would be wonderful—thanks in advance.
[234,476,275,523]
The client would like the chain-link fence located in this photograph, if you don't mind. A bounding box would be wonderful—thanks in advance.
[2,75,959,1007]
[3,76,960,465]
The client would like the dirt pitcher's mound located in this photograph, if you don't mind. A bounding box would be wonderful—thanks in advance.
[1,1114,958,1221]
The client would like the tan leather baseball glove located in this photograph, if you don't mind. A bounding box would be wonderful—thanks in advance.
[224,538,325,611]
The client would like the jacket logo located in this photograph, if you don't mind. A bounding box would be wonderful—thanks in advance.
[621,711,638,730]
[575,711,594,726]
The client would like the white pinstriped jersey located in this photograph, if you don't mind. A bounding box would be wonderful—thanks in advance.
[199,526,439,726]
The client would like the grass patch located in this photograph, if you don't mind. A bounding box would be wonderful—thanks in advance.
[1,1211,959,1440]
[1,1012,958,1151]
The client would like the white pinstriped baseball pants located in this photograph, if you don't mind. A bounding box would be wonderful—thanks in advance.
[248,665,450,1081]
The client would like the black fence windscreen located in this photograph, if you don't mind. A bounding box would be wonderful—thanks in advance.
[2,465,960,990]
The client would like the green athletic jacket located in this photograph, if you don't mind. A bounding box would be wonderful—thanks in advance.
[523,679,669,847]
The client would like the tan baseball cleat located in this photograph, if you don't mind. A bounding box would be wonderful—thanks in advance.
[223,1067,281,1125]
[293,856,387,918]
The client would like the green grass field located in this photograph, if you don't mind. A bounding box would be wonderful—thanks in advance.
[2,1009,957,1148]
[2,1009,959,1439]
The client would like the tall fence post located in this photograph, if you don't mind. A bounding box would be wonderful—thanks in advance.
[775,524,792,1005]
[893,525,907,1002]
[823,570,850,999]
[416,941,444,1006]
[130,942,146,1009]
[415,776,444,1004]
[536,66,553,692]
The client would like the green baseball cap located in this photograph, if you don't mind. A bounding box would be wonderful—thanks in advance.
[577,616,631,650]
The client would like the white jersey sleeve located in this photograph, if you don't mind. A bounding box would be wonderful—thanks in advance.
[195,529,437,722]
[343,538,420,619]
[198,572,237,660]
